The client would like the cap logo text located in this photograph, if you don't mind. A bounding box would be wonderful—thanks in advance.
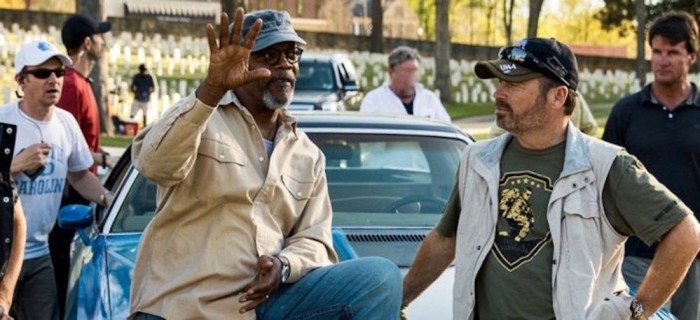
[500,63,518,74]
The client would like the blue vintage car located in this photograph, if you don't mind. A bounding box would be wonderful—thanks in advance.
[59,112,473,319]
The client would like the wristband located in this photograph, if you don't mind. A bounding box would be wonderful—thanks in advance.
[101,152,110,169]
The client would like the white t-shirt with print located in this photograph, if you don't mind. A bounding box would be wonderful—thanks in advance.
[0,102,93,259]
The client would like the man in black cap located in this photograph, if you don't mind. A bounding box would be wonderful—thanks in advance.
[129,8,401,319]
[54,13,113,319]
[402,38,700,319]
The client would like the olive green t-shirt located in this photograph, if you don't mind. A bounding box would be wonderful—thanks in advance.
[437,139,690,319]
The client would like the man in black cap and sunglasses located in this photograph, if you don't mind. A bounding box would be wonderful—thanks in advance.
[129,8,401,319]
[403,37,700,319]
[0,40,113,320]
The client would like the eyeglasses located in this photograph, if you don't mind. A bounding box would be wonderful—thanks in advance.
[254,47,304,66]
[498,46,570,87]
[23,68,66,79]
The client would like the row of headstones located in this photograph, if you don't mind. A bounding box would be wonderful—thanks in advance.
[6,23,700,104]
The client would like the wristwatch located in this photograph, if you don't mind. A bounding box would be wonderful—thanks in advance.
[278,257,290,283]
[630,298,648,320]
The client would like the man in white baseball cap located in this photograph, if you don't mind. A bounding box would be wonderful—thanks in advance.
[1,39,112,320]
[13,40,72,76]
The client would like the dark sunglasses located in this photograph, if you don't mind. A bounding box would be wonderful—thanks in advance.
[254,47,304,66]
[498,46,570,88]
[23,68,66,79]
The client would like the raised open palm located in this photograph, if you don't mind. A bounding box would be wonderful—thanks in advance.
[204,8,271,94]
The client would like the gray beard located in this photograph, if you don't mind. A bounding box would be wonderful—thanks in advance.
[263,90,292,110]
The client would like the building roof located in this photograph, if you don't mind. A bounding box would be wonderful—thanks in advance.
[124,1,220,18]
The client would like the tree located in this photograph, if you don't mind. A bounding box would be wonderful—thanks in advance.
[635,0,646,87]
[76,0,111,134]
[502,0,514,45]
[435,0,452,102]
[221,0,242,16]
[597,0,700,36]
[527,0,545,38]
[370,0,384,53]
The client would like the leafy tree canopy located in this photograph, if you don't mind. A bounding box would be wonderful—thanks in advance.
[597,0,700,37]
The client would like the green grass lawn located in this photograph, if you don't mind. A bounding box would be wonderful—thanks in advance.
[445,102,494,119]
[102,135,134,148]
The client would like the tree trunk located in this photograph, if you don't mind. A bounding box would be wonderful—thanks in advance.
[435,0,452,102]
[635,0,647,87]
[370,0,384,53]
[221,0,241,16]
[502,0,514,45]
[527,0,544,38]
[76,0,112,135]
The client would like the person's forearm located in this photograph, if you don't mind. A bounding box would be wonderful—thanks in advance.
[637,216,700,315]
[0,202,26,309]
[67,171,107,204]
[403,230,455,307]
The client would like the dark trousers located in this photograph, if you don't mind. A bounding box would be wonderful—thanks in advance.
[50,185,86,319]
[10,255,59,320]
[132,312,166,320]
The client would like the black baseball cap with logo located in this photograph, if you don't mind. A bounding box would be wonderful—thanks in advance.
[474,38,579,91]
[61,14,112,50]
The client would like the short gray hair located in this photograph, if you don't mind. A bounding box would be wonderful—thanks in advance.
[388,46,420,69]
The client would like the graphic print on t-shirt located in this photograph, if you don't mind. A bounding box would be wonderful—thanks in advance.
[494,171,553,271]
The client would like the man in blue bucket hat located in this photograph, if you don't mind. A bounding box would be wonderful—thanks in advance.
[129,8,402,320]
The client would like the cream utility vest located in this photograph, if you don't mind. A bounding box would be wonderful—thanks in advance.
[453,125,633,320]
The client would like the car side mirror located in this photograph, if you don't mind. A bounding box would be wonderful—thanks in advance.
[58,204,94,230]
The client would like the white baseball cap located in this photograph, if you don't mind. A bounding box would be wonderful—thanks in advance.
[14,40,72,75]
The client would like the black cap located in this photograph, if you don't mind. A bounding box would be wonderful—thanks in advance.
[61,14,112,50]
[138,64,147,71]
[475,38,579,91]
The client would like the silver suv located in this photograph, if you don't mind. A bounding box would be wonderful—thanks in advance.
[290,53,363,111]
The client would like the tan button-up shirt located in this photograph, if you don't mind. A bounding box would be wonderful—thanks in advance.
[129,93,337,319]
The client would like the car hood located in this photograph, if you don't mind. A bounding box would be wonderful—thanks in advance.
[291,90,336,104]
[332,227,453,319]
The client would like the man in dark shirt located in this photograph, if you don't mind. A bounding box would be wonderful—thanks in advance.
[130,64,155,126]
[603,11,700,319]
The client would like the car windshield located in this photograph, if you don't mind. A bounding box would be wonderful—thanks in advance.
[110,133,466,233]
[296,60,335,91]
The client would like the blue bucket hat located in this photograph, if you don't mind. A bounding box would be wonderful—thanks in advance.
[235,10,306,52]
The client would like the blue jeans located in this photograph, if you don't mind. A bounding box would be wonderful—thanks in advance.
[256,257,402,320]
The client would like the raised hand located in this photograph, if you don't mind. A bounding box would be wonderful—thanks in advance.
[197,8,272,106]
[10,143,51,177]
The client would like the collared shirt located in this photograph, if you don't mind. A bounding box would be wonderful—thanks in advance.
[57,67,100,173]
[603,83,700,259]
[129,92,337,319]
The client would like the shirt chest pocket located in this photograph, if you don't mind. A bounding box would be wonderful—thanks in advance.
[193,139,250,197]
[281,174,314,200]
[561,190,605,256]
[198,138,248,166]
